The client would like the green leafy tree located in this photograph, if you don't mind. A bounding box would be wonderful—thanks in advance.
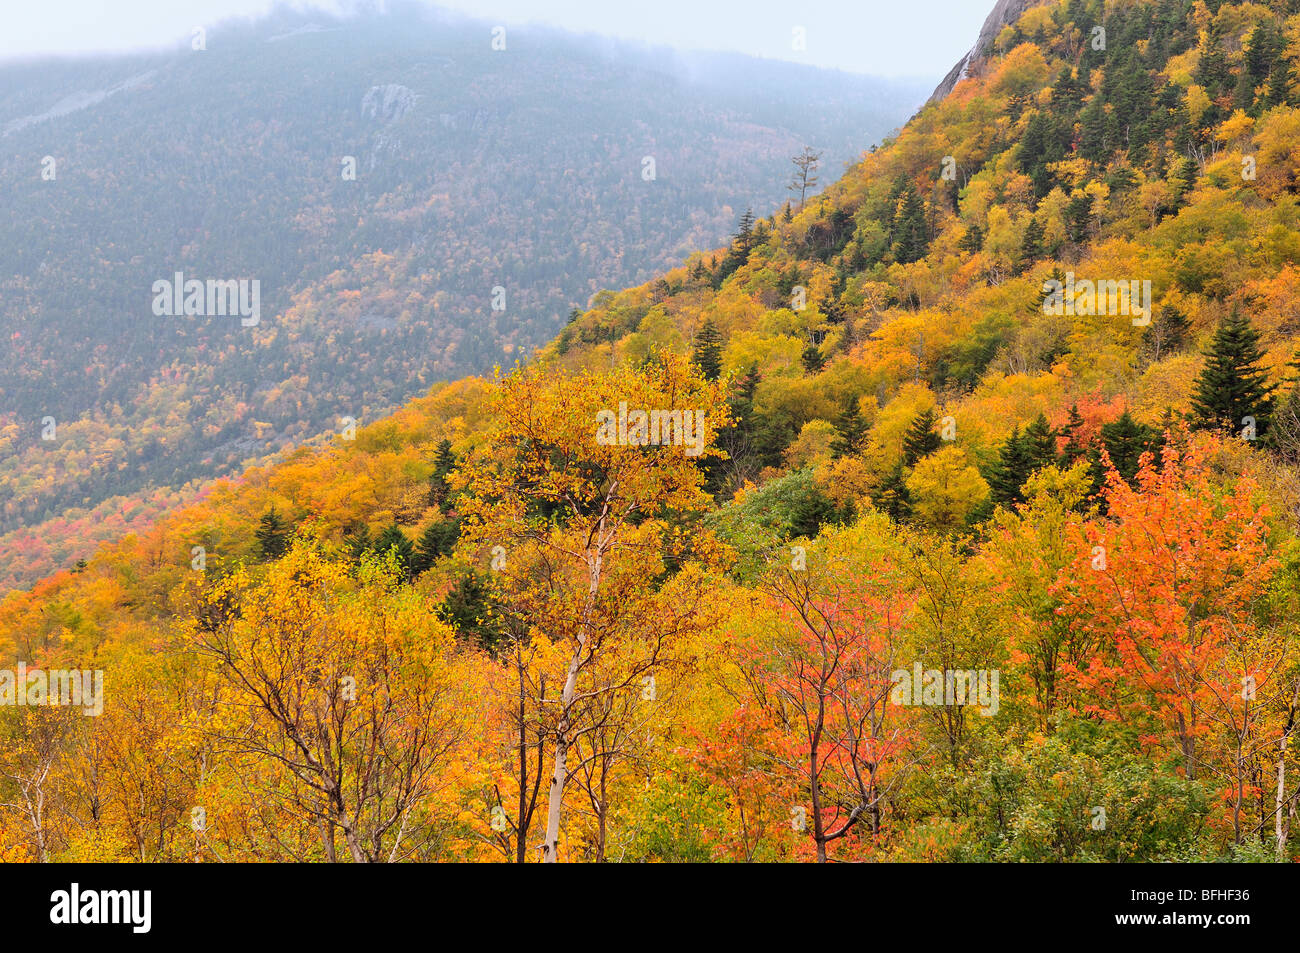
[255,505,292,561]
[1089,411,1159,491]
[901,409,942,466]
[830,399,868,459]
[413,518,460,575]
[373,524,414,581]
[692,319,725,382]
[427,440,456,507]
[1190,311,1277,439]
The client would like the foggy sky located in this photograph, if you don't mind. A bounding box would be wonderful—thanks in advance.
[1,0,992,78]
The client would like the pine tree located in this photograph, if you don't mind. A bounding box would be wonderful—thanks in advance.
[801,342,825,374]
[438,572,502,651]
[830,399,868,459]
[255,505,291,561]
[692,318,724,382]
[427,439,456,507]
[373,524,414,581]
[413,518,460,576]
[901,409,942,467]
[1090,411,1159,490]
[874,463,913,523]
[1022,413,1058,470]
[1190,310,1277,438]
[1060,404,1088,466]
[987,427,1033,506]
[1018,218,1045,272]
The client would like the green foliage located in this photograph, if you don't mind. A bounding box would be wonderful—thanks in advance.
[1191,311,1278,438]
[372,524,414,581]
[901,409,943,467]
[437,571,502,651]
[254,506,292,561]
[692,319,725,383]
[413,519,460,576]
[830,400,868,459]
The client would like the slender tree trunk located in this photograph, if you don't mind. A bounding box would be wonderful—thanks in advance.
[1276,679,1300,860]
[542,645,582,862]
[595,766,608,864]
[542,533,607,863]
[810,692,826,863]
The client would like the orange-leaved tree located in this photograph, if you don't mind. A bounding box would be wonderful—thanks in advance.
[1054,436,1287,841]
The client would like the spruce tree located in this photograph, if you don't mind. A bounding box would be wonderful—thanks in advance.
[692,319,724,382]
[830,399,868,459]
[1190,310,1277,438]
[1022,414,1058,470]
[438,572,502,651]
[413,518,460,576]
[255,505,291,561]
[1171,156,1200,203]
[801,343,825,374]
[427,439,456,507]
[874,463,913,523]
[891,186,929,264]
[718,209,758,278]
[1018,218,1045,272]
[1090,411,1159,490]
[1079,98,1110,163]
[959,222,984,254]
[901,409,942,467]
[1266,59,1295,108]
[790,485,839,540]
[988,427,1033,506]
[1060,404,1089,466]
[343,524,372,563]
[1268,351,1300,457]
[373,524,414,581]
[1146,305,1190,361]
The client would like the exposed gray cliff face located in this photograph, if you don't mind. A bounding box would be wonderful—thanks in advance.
[361,84,417,122]
[929,0,1040,103]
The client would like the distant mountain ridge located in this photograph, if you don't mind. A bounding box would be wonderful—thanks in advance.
[0,4,926,586]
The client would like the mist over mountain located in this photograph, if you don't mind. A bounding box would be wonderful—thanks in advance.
[0,4,925,580]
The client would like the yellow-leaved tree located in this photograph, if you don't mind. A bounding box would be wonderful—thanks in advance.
[455,353,730,862]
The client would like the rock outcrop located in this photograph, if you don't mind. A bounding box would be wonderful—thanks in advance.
[929,0,1040,103]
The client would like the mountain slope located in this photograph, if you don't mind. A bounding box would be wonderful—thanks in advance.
[0,4,924,584]
[6,0,1300,863]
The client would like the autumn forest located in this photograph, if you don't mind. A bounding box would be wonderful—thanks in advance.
[6,0,1300,870]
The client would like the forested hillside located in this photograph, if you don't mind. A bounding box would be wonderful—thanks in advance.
[7,0,1300,863]
[0,4,923,585]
